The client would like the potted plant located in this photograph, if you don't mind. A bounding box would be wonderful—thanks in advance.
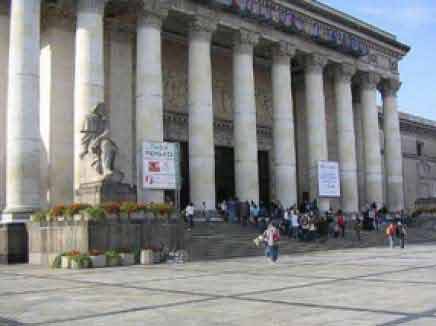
[89,249,106,268]
[100,202,121,220]
[30,211,47,223]
[70,254,92,269]
[48,205,67,222]
[105,250,121,267]
[140,248,154,265]
[119,249,135,266]
[65,203,91,221]
[61,250,80,269]
[120,202,140,219]
[83,206,106,222]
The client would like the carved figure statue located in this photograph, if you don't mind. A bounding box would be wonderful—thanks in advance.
[80,103,123,181]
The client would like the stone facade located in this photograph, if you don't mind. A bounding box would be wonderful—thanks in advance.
[0,0,433,220]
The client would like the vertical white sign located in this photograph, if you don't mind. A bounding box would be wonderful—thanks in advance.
[318,161,341,198]
[142,142,180,190]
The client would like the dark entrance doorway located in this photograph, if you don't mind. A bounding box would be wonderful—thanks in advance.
[215,146,235,204]
[258,150,270,206]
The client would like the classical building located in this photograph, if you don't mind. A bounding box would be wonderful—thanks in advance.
[1,0,432,221]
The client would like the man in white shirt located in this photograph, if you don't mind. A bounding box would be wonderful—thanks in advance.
[291,210,300,239]
[186,203,195,230]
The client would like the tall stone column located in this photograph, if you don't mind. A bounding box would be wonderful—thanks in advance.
[74,0,107,191]
[188,17,216,209]
[3,0,41,220]
[303,54,329,212]
[379,79,404,211]
[333,64,359,213]
[358,72,383,206]
[136,8,167,203]
[271,42,297,208]
[233,29,260,203]
[0,2,9,211]
[40,11,75,207]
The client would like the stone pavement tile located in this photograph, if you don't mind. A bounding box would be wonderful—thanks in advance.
[361,267,436,284]
[48,297,399,326]
[0,275,89,296]
[239,279,436,316]
[58,265,213,285]
[0,285,207,325]
[124,273,319,296]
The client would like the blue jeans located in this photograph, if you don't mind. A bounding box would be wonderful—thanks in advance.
[266,245,279,262]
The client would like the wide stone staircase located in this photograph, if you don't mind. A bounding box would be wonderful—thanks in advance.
[185,216,436,261]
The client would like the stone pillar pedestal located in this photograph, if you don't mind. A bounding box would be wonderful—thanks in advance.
[73,0,107,194]
[271,42,297,208]
[136,9,167,203]
[188,17,217,209]
[303,54,329,212]
[333,64,359,213]
[3,0,41,220]
[233,29,260,203]
[359,72,384,206]
[380,79,404,211]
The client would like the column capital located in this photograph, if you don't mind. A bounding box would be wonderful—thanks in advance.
[188,16,217,42]
[138,0,168,29]
[233,29,259,55]
[333,63,356,83]
[378,78,402,97]
[271,41,296,64]
[76,0,107,15]
[358,71,381,91]
[303,53,328,74]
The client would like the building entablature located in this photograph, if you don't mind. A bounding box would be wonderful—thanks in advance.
[33,0,408,79]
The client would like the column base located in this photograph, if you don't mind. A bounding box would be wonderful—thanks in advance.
[0,222,28,264]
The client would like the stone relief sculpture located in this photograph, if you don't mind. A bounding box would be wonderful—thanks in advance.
[80,103,123,182]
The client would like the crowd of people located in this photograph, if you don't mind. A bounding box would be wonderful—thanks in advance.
[185,199,410,262]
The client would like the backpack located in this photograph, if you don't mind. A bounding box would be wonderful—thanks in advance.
[272,229,280,242]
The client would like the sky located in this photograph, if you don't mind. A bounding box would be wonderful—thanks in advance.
[319,0,436,121]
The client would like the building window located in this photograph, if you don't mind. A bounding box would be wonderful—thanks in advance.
[417,142,424,157]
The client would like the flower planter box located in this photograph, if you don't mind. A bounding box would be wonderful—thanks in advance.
[70,259,90,270]
[89,255,106,268]
[140,250,154,265]
[61,256,70,269]
[106,256,120,267]
[105,213,119,220]
[120,253,135,266]
[73,214,83,222]
[130,212,145,220]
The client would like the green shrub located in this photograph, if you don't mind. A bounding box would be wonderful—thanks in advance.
[84,207,106,221]
[71,254,92,268]
[30,211,47,223]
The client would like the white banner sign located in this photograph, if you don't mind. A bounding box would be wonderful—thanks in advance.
[318,161,341,198]
[142,142,180,190]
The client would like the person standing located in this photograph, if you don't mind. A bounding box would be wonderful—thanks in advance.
[353,214,362,242]
[337,210,346,238]
[186,202,195,230]
[398,222,407,249]
[263,222,280,263]
[386,221,396,248]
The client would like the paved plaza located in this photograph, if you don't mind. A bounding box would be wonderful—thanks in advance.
[0,244,436,325]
